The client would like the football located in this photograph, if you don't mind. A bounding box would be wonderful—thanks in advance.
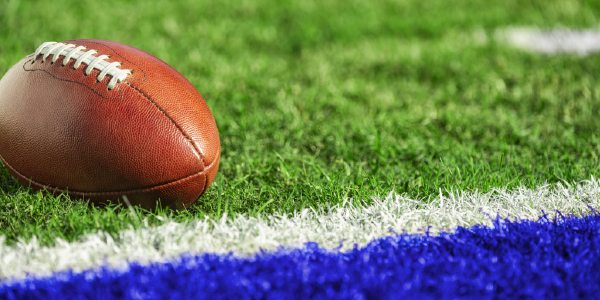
[0,39,220,210]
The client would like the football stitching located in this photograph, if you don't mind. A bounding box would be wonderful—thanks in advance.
[22,56,126,100]
[65,40,147,82]
[34,42,132,90]
[0,153,219,196]
[125,82,207,172]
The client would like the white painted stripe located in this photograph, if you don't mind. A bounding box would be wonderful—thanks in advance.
[498,28,600,55]
[2,178,600,280]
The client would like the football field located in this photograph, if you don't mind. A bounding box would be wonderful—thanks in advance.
[1,0,600,298]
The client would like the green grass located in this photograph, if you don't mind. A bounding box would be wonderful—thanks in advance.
[1,0,600,246]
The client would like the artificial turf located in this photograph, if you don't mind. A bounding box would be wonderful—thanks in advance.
[1,0,600,246]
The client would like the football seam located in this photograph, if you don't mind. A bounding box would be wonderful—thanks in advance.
[199,144,221,197]
[125,82,207,173]
[22,57,127,100]
[0,153,219,196]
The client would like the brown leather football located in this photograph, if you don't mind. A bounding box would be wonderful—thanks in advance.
[0,39,220,210]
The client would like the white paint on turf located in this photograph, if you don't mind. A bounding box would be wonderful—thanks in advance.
[2,178,600,280]
[499,28,600,55]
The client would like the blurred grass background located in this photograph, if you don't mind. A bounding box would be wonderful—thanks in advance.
[1,0,600,245]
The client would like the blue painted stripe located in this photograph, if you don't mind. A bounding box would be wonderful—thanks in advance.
[3,211,600,299]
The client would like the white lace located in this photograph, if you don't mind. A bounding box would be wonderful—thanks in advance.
[34,42,132,90]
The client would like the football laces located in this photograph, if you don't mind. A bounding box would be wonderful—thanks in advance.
[34,42,132,90]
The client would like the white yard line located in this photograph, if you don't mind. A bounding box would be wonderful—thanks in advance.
[498,28,600,55]
[2,178,600,280]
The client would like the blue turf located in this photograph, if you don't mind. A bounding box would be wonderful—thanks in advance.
[3,212,600,300]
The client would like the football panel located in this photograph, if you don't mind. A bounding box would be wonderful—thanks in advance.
[64,39,221,170]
